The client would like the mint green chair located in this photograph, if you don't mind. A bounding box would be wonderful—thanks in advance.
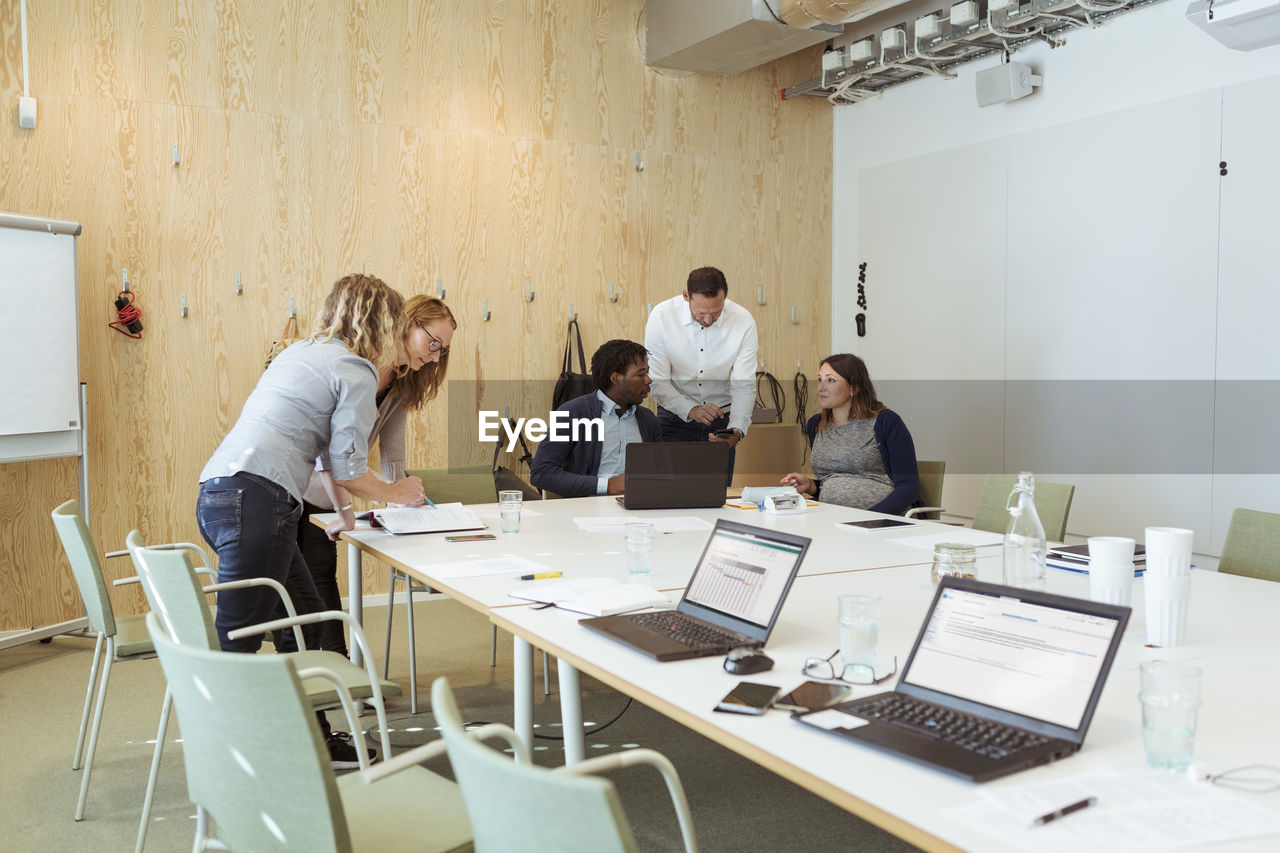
[49,500,157,822]
[431,676,700,853]
[970,474,1076,542]
[904,460,946,521]
[145,613,473,852]
[1218,508,1280,583]
[127,537,401,852]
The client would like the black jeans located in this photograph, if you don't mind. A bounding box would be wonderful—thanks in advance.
[298,500,350,657]
[196,473,324,653]
[656,406,736,487]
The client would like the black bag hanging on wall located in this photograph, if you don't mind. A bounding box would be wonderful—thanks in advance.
[552,318,594,410]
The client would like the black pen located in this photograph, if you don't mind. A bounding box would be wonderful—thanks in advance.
[1030,796,1096,826]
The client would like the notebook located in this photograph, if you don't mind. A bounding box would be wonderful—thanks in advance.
[579,519,810,661]
[616,442,730,510]
[508,578,669,617]
[794,576,1131,783]
[366,503,486,536]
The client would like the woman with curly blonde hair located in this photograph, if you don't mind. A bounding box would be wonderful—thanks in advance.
[196,273,427,767]
[299,294,457,660]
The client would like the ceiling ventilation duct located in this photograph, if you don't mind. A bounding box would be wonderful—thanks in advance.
[1186,0,1280,50]
[644,0,853,76]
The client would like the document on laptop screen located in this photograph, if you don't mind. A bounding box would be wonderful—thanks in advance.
[903,588,1121,730]
[683,529,802,627]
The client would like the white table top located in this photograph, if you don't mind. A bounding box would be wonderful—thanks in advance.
[327,496,970,610]
[492,566,1280,852]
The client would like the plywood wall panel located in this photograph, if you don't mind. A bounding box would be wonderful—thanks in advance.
[0,0,831,627]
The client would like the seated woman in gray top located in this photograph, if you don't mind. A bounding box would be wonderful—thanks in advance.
[781,353,920,515]
[296,295,456,657]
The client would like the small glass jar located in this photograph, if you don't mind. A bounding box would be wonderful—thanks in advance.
[931,542,977,586]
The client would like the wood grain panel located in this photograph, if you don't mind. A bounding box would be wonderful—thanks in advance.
[0,0,832,625]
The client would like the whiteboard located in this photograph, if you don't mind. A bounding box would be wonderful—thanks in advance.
[0,213,82,462]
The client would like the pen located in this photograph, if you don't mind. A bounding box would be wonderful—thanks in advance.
[423,495,436,508]
[520,572,562,581]
[1030,796,1096,826]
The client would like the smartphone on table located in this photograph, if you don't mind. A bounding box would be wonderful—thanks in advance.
[714,681,782,716]
[773,680,852,713]
[444,533,497,542]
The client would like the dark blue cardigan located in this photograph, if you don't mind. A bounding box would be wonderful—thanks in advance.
[804,409,920,515]
[530,392,662,498]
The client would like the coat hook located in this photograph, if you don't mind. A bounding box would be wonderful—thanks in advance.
[607,282,619,303]
[568,301,577,321]
[524,280,535,302]
[644,302,652,315]
[436,276,446,300]
[122,269,131,293]
[634,151,645,172]
[289,297,297,319]
[481,299,491,322]
[791,306,800,325]
[180,294,189,318]
[504,405,510,420]
[797,359,803,374]
[235,271,243,295]
[172,143,180,166]
[759,357,767,372]
[756,286,767,306]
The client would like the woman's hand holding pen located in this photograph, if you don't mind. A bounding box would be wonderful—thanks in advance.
[387,474,427,506]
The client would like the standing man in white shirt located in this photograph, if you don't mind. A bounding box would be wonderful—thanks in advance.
[644,266,759,484]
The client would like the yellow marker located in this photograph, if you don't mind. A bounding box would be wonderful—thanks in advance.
[519,571,562,581]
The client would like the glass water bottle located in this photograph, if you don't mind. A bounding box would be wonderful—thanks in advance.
[1002,471,1047,590]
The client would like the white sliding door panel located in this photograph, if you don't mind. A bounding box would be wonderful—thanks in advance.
[1005,91,1222,381]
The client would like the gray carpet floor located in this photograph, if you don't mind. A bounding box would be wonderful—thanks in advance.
[0,597,923,852]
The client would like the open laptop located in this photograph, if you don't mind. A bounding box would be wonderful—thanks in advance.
[795,576,1131,782]
[580,519,810,661]
[617,441,730,510]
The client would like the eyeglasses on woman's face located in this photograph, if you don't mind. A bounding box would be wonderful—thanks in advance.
[419,323,450,356]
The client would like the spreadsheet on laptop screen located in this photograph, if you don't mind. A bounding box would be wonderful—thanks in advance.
[903,587,1122,729]
[683,529,803,627]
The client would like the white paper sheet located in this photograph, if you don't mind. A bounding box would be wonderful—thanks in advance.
[573,516,714,534]
[470,505,544,520]
[412,555,553,580]
[885,528,1005,550]
[942,768,1280,852]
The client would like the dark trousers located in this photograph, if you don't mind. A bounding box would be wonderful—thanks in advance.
[298,500,350,657]
[196,473,324,653]
[656,406,736,487]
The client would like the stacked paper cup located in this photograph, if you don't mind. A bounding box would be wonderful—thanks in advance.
[1086,536,1136,607]
[1143,527,1194,647]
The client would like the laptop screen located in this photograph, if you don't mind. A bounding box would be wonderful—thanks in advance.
[683,526,805,628]
[902,586,1123,730]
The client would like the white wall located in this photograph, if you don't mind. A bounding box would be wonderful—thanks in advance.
[830,3,1280,552]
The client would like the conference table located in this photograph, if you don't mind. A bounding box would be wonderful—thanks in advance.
[323,498,1280,851]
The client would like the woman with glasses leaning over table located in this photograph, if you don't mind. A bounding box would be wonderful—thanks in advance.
[300,294,456,658]
[781,353,920,515]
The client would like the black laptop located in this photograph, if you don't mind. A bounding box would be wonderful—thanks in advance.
[794,576,1131,782]
[616,441,730,510]
[580,520,810,661]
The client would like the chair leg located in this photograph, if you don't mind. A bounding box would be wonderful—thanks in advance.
[383,570,398,680]
[73,631,106,770]
[405,575,418,716]
[192,805,210,853]
[542,651,550,696]
[75,636,115,821]
[490,624,497,667]
[136,688,172,853]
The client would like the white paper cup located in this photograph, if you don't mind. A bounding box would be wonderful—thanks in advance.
[1144,527,1193,577]
[1089,560,1134,607]
[1088,536,1136,566]
[1144,574,1191,647]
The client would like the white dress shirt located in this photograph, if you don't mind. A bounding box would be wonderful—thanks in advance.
[644,294,758,436]
[595,389,644,495]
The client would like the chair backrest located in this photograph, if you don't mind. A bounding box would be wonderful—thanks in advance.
[432,677,637,853]
[50,499,116,637]
[971,474,1076,542]
[1219,508,1280,583]
[407,465,497,505]
[146,613,351,852]
[915,460,946,520]
[127,532,219,649]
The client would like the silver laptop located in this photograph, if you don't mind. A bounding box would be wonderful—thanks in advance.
[795,576,1131,782]
[580,520,811,661]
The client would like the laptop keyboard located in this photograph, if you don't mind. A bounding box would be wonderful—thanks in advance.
[850,694,1052,760]
[626,611,745,649]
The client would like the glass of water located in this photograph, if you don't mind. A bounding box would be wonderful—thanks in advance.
[498,490,522,534]
[1139,660,1202,771]
[838,594,881,679]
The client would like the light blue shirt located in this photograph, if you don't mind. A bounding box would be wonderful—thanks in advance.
[595,389,644,495]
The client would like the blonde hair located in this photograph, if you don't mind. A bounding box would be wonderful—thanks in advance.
[389,296,457,410]
[312,274,406,368]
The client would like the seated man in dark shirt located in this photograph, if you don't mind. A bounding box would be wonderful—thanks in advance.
[531,339,661,498]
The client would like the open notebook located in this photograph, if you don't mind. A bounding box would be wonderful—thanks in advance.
[366,503,485,535]
[509,578,668,617]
